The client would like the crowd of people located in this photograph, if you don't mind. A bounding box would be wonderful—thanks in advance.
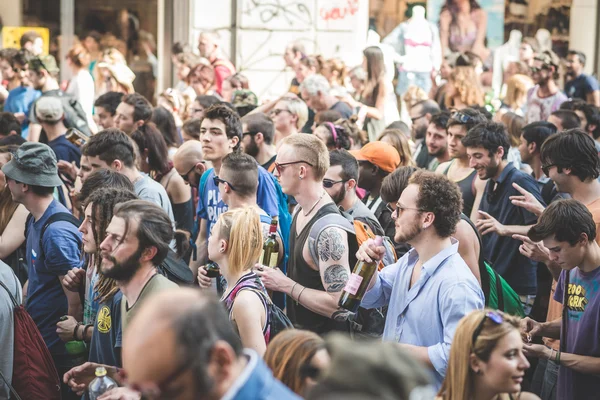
[0,14,600,400]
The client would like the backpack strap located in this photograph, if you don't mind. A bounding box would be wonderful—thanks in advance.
[0,279,18,307]
[307,213,356,267]
[191,168,214,260]
[38,212,81,260]
[0,367,22,400]
[460,214,492,304]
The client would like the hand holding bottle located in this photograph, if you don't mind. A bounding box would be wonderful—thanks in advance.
[355,237,386,264]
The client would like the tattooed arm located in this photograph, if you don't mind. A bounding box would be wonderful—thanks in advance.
[294,227,352,319]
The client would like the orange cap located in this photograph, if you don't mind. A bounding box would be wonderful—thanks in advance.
[349,142,401,173]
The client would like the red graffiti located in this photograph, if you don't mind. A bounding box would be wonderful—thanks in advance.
[319,0,359,21]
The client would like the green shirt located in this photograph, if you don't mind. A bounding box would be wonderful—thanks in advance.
[121,273,178,332]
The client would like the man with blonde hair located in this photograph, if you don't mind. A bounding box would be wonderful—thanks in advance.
[255,134,356,334]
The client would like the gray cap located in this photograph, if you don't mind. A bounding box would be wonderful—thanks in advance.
[35,96,64,122]
[2,142,63,187]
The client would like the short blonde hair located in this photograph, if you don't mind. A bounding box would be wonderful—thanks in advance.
[504,74,534,111]
[218,207,263,274]
[280,134,329,180]
[281,97,309,130]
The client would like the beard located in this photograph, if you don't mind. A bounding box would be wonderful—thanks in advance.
[244,137,259,157]
[100,246,145,282]
[481,161,500,180]
[395,219,423,244]
[429,146,447,158]
[330,184,346,206]
[415,124,427,141]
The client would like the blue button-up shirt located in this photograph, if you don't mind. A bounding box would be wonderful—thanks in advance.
[362,240,484,388]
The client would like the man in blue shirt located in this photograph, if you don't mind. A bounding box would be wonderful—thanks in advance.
[3,49,41,138]
[565,50,600,107]
[463,121,544,308]
[358,170,484,389]
[1,142,82,399]
[35,96,81,168]
[189,104,278,274]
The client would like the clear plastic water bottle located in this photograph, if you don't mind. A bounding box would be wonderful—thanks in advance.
[88,366,118,399]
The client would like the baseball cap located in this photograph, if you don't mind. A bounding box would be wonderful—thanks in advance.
[2,142,63,187]
[350,142,400,173]
[29,55,60,75]
[35,96,64,122]
[232,90,258,109]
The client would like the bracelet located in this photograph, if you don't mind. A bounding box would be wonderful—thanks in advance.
[291,282,299,299]
[73,322,82,341]
[297,287,307,305]
[556,350,561,365]
[83,324,93,341]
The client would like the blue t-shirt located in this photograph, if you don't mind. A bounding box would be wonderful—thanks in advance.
[25,200,83,355]
[197,165,279,238]
[4,86,41,138]
[554,266,600,400]
[88,290,123,367]
[479,162,544,295]
[48,135,81,167]
[565,74,600,101]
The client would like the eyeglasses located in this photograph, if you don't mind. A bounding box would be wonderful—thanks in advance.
[13,66,27,73]
[387,201,426,215]
[180,162,205,184]
[541,163,557,176]
[274,160,313,175]
[472,311,504,347]
[242,131,258,138]
[191,107,204,114]
[410,114,426,124]
[323,179,346,188]
[450,111,473,124]
[213,176,237,191]
[118,362,190,400]
[271,108,291,116]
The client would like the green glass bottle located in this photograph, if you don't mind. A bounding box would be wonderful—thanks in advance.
[261,217,279,268]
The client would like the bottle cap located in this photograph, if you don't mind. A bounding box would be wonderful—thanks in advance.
[95,366,107,377]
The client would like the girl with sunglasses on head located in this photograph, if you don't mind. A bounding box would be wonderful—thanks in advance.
[313,122,351,151]
[206,207,272,357]
[437,309,539,400]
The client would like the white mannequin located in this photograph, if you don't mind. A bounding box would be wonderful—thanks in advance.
[535,29,552,53]
[492,30,522,97]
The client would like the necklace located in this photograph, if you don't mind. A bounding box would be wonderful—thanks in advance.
[303,191,325,216]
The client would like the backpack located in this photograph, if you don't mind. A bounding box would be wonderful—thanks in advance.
[156,249,195,286]
[461,214,525,317]
[25,212,81,261]
[51,91,92,137]
[306,209,385,339]
[244,287,294,341]
[0,275,61,400]
[308,210,397,271]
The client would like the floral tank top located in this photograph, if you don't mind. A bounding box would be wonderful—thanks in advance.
[221,271,271,344]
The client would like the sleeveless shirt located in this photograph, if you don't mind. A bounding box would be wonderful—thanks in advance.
[444,160,477,216]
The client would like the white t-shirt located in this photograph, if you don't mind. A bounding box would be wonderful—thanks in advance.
[0,262,22,398]
[66,69,98,132]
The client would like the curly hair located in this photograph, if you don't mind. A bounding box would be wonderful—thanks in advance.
[202,103,243,151]
[445,66,485,109]
[410,170,462,238]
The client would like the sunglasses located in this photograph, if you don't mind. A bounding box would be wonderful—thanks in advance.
[450,111,473,124]
[213,176,237,191]
[472,311,503,347]
[322,179,346,188]
[273,160,313,175]
[299,364,322,380]
[541,163,556,176]
[271,108,291,116]
[180,163,202,184]
[242,131,258,138]
[118,362,189,400]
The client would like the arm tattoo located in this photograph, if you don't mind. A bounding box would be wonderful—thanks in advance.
[332,309,353,321]
[323,264,349,293]
[317,228,345,262]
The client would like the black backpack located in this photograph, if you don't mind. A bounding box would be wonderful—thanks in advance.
[39,91,92,137]
[25,212,81,261]
[156,249,194,286]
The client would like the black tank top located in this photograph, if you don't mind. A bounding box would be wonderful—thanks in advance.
[286,203,348,334]
[445,160,477,216]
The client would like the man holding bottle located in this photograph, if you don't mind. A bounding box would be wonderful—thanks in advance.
[356,170,484,389]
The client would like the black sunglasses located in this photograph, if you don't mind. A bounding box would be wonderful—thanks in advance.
[299,364,321,380]
[243,131,258,137]
[472,311,503,347]
[180,163,204,184]
[541,163,557,176]
[451,111,473,124]
[213,176,237,191]
[323,179,346,188]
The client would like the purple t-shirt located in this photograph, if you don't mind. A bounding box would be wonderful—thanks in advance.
[554,266,600,400]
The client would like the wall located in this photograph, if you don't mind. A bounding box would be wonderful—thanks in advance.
[190,0,369,99]
[569,0,598,75]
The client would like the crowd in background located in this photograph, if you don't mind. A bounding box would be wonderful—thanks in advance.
[1,2,600,399]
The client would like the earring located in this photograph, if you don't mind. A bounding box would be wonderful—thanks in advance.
[475,370,482,375]
[299,176,303,180]
[219,248,225,253]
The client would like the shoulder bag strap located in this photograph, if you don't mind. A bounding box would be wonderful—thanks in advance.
[0,367,22,400]
[560,271,570,352]
[0,279,18,307]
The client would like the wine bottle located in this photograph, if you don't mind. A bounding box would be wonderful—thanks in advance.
[261,217,279,268]
[338,236,384,313]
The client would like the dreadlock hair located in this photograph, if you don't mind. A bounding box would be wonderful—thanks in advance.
[84,187,138,303]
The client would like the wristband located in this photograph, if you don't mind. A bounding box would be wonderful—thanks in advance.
[83,324,93,341]
[73,322,82,341]
[291,282,299,299]
[556,350,561,365]
[297,287,307,304]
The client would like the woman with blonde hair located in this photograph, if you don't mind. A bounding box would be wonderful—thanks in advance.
[265,329,330,397]
[207,207,272,356]
[502,74,534,117]
[96,47,135,95]
[437,309,539,400]
[321,58,348,88]
[445,66,485,110]
[377,128,415,167]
